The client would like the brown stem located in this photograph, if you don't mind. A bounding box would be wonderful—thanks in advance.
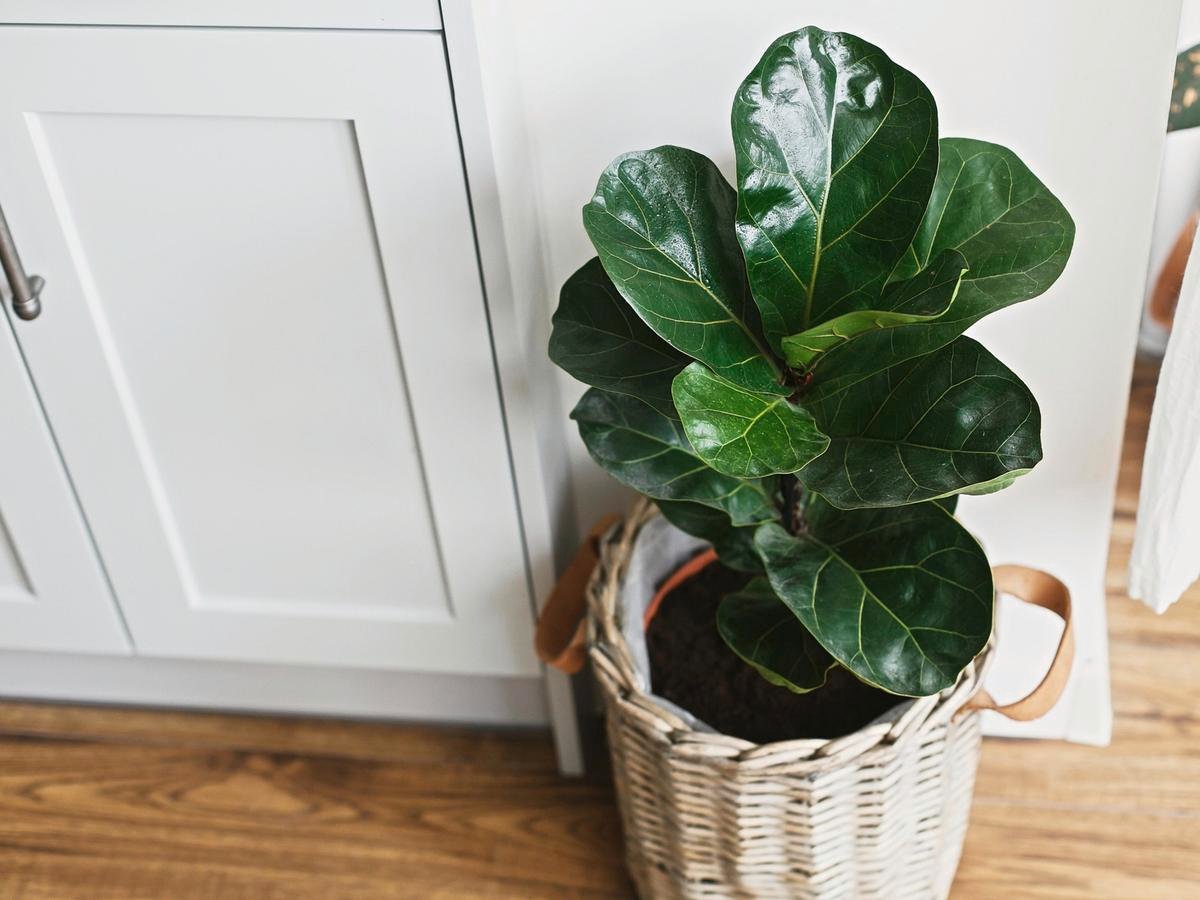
[781,474,806,535]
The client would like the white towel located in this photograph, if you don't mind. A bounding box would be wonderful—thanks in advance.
[1129,225,1200,612]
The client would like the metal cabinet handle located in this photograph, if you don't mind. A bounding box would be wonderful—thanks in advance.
[0,202,43,321]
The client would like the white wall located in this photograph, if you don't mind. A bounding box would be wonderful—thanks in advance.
[474,0,1182,743]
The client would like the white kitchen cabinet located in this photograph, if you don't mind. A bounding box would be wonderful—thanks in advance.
[0,296,129,654]
[0,25,539,678]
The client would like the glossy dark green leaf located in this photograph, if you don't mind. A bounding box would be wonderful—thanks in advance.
[672,362,829,478]
[891,138,1074,323]
[655,500,765,572]
[933,494,959,515]
[755,498,993,696]
[549,257,690,414]
[733,27,938,347]
[571,388,778,526]
[808,139,1074,401]
[780,250,967,369]
[799,337,1040,508]
[774,140,1068,498]
[582,146,784,394]
[717,576,837,692]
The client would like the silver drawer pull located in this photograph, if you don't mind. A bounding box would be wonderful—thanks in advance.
[0,203,43,321]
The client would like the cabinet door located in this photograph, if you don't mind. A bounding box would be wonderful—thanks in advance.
[0,303,128,653]
[0,27,537,676]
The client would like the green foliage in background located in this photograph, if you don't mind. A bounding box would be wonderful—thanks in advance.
[549,26,1074,698]
[1170,42,1200,132]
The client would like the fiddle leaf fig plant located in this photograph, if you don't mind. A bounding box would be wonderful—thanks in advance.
[549,26,1074,698]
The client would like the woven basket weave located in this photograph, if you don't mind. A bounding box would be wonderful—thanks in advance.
[586,499,990,900]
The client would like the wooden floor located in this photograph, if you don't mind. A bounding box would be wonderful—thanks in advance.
[0,357,1196,899]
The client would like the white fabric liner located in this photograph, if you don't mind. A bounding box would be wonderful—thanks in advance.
[1130,223,1200,613]
[619,515,916,736]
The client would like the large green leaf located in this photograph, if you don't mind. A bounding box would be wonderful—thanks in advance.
[655,500,764,571]
[799,337,1041,509]
[755,498,993,696]
[892,138,1074,321]
[733,27,938,347]
[571,388,778,526]
[780,250,967,369]
[672,362,829,478]
[717,576,837,692]
[934,494,959,515]
[549,257,690,414]
[582,146,784,394]
[808,138,1074,402]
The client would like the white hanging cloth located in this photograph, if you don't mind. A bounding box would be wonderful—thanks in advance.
[1129,225,1200,612]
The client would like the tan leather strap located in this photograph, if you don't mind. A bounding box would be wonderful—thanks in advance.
[534,515,620,674]
[643,548,718,628]
[962,564,1075,721]
[1148,209,1200,327]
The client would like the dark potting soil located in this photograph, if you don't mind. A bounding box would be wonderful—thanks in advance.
[645,558,903,744]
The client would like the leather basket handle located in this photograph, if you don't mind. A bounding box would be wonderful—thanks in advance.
[962,564,1075,721]
[534,515,620,675]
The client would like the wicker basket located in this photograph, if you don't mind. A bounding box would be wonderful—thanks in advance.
[569,499,1073,900]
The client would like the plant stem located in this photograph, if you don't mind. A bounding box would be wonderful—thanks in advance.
[782,474,806,535]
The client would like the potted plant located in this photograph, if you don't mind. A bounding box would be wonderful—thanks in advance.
[538,25,1076,899]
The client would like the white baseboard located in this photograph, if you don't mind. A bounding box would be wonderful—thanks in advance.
[0,649,549,727]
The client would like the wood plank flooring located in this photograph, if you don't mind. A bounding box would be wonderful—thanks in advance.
[0,356,1195,898]
[951,357,1200,898]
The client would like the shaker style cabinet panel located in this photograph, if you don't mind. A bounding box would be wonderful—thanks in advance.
[0,27,538,676]
[0,311,129,654]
